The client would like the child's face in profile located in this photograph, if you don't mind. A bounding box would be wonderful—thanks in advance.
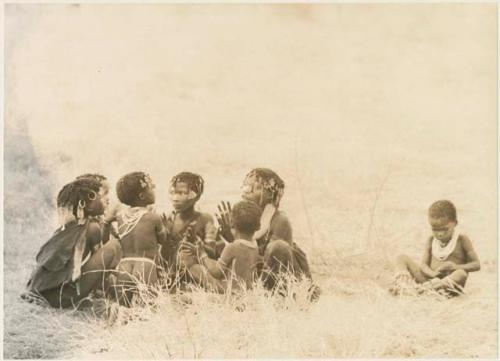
[429,216,456,243]
[98,182,111,209]
[139,184,156,205]
[170,181,196,211]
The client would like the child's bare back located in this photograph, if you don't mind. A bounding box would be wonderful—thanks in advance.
[112,172,166,306]
[119,211,164,260]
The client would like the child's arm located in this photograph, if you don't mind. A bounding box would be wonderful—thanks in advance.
[153,214,168,249]
[102,203,121,242]
[456,236,481,272]
[420,237,439,278]
[201,215,219,258]
[199,243,235,279]
[269,213,293,243]
[435,236,481,274]
[86,221,103,253]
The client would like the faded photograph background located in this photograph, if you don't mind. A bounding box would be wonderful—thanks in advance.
[4,4,497,359]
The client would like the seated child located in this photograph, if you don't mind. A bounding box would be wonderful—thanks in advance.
[391,200,481,296]
[217,168,315,293]
[113,172,166,306]
[160,172,217,278]
[25,177,121,308]
[181,200,263,293]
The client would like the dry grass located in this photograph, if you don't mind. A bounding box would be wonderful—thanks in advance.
[4,211,497,359]
[67,268,496,359]
[8,266,496,359]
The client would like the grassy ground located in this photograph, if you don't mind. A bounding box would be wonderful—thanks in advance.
[4,237,497,359]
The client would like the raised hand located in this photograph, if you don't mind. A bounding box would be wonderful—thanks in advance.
[216,201,234,243]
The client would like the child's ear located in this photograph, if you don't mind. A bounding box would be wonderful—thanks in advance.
[138,192,145,200]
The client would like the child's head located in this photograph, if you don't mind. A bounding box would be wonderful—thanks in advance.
[57,177,104,221]
[241,168,285,208]
[116,172,156,207]
[169,172,204,212]
[75,173,110,208]
[231,200,262,237]
[428,200,457,242]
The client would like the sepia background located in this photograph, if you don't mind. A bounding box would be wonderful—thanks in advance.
[4,4,497,358]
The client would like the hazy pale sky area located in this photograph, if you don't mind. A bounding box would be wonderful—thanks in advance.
[4,4,497,257]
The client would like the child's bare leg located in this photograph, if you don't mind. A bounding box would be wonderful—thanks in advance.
[262,239,294,289]
[78,239,122,296]
[425,269,467,293]
[41,240,122,308]
[447,269,468,287]
[132,262,158,285]
[186,264,226,293]
[394,254,427,283]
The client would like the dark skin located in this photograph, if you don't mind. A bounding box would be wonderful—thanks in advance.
[216,201,234,243]
[167,182,216,253]
[181,226,254,279]
[135,187,156,207]
[216,182,274,243]
[421,217,481,278]
[216,173,276,241]
[168,182,198,238]
[118,185,166,259]
[82,191,106,253]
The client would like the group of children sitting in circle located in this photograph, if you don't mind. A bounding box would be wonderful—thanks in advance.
[24,167,481,311]
[25,168,315,309]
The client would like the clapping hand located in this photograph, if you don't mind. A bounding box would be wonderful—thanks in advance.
[179,236,204,259]
[216,201,234,243]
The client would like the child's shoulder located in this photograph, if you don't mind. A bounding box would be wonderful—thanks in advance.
[457,233,474,246]
[272,210,290,223]
[457,232,471,240]
[271,210,292,230]
[232,239,258,251]
[143,210,163,222]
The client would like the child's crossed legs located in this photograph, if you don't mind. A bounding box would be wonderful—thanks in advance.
[394,254,468,293]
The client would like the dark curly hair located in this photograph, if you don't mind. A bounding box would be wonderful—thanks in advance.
[116,171,153,207]
[56,173,107,208]
[56,177,101,217]
[170,172,204,199]
[428,200,457,223]
[232,200,262,234]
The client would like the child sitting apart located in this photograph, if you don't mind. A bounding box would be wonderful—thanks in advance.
[113,172,166,306]
[390,200,481,296]
[25,177,121,308]
[160,172,217,282]
[180,200,263,293]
